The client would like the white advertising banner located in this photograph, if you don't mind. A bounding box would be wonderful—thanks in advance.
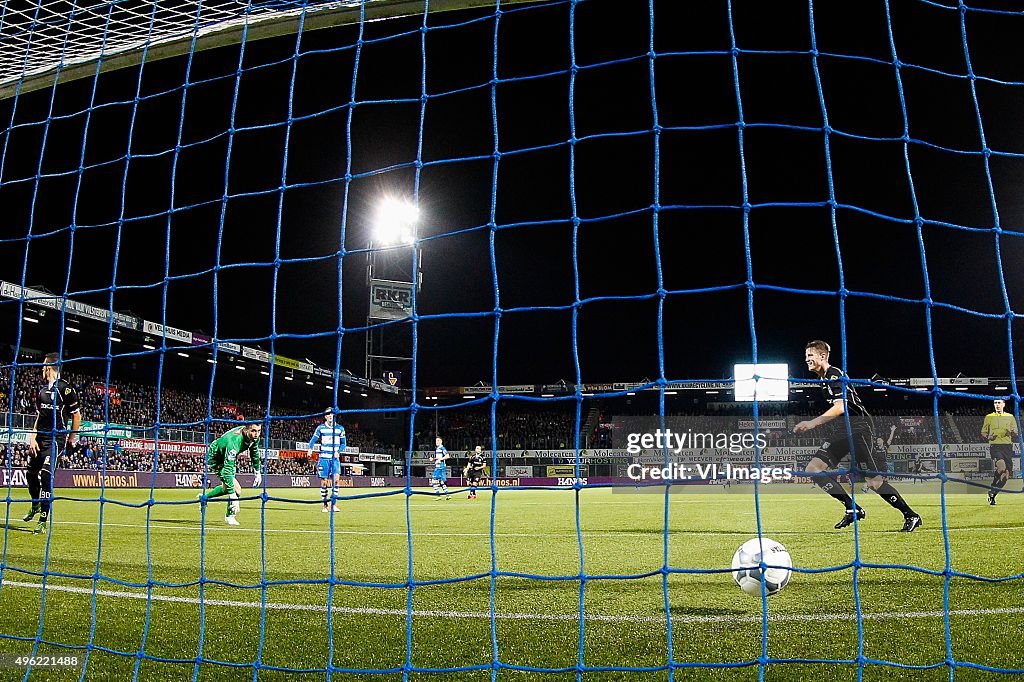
[143,320,193,345]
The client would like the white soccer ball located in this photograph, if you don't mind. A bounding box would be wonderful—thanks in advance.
[731,537,792,597]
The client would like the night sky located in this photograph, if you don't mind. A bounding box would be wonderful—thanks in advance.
[1,0,1023,393]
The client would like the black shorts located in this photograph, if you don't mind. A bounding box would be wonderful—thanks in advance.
[467,470,485,484]
[991,444,1014,471]
[814,429,885,475]
[28,439,59,470]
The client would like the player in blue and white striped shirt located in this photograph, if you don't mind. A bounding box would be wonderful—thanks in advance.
[432,436,451,500]
[307,408,346,512]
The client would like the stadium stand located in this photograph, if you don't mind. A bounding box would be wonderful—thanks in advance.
[0,364,394,474]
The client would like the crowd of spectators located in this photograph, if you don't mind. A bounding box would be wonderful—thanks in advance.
[0,365,393,455]
[0,443,30,469]
[589,401,996,450]
[417,406,579,451]
[1,440,318,475]
[0,362,1013,474]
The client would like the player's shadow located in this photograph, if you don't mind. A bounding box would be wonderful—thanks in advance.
[669,605,746,618]
[151,506,296,524]
[585,527,745,537]
[0,523,36,533]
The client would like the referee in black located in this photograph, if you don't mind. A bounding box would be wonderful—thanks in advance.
[24,352,81,534]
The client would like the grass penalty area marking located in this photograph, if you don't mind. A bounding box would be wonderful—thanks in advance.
[1,579,1023,625]
[50,519,1024,538]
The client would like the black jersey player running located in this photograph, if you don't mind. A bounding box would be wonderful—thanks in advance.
[24,352,81,534]
[793,341,922,532]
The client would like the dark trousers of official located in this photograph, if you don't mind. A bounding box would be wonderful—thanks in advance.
[26,439,54,515]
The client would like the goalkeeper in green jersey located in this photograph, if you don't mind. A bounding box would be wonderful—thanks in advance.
[198,423,263,525]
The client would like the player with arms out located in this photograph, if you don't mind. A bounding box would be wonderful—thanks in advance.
[463,445,487,500]
[24,352,81,534]
[794,341,922,532]
[432,436,451,500]
[982,398,1019,505]
[308,408,346,512]
[198,422,262,525]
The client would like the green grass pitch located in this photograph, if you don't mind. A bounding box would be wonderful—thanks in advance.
[0,484,1021,680]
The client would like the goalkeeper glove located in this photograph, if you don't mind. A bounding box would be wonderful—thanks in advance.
[252,472,263,488]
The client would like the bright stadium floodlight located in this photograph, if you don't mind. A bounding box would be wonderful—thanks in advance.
[734,363,789,402]
[373,197,419,246]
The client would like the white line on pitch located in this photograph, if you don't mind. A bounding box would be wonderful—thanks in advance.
[48,519,1024,538]
[1,579,1022,625]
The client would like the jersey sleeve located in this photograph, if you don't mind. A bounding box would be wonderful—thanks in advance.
[824,368,845,404]
[308,424,322,450]
[206,436,221,465]
[63,383,81,415]
[982,414,993,437]
[339,426,347,450]
[249,437,262,472]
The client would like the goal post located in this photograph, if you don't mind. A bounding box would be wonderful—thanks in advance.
[0,0,546,100]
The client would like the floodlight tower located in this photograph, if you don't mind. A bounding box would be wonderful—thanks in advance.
[365,198,422,386]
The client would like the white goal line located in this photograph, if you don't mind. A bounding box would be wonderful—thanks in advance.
[51,519,1024,538]
[2,579,1021,626]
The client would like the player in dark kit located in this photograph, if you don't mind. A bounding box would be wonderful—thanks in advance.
[24,353,81,534]
[794,341,922,532]
[464,446,487,500]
